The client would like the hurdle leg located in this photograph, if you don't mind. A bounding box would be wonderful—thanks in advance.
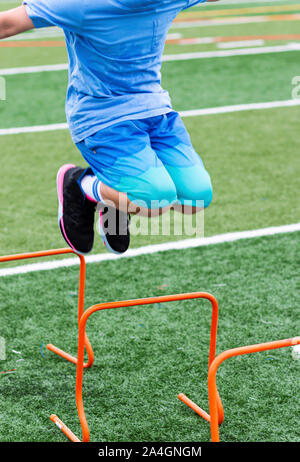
[47,254,95,369]
[207,336,300,442]
[50,414,81,442]
[177,294,224,426]
[50,300,91,442]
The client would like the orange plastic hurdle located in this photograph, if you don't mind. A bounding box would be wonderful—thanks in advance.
[3,250,298,442]
[182,336,300,442]
[50,292,221,442]
[0,248,94,369]
[3,250,299,442]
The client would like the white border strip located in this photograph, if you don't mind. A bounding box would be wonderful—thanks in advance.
[162,43,300,61]
[1,43,300,76]
[217,39,265,49]
[1,99,300,136]
[0,123,68,135]
[1,223,300,277]
[171,16,286,29]
[0,63,68,76]
[179,99,300,117]
[3,27,64,41]
[211,0,287,3]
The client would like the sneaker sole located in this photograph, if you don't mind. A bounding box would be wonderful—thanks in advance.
[56,164,89,256]
[97,208,123,255]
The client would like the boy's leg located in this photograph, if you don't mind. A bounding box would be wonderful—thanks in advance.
[150,111,213,214]
[77,120,178,213]
[80,171,169,217]
[98,183,171,217]
[57,164,97,255]
[58,119,179,255]
[57,164,132,256]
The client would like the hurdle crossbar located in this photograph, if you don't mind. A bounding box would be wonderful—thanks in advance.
[50,292,221,442]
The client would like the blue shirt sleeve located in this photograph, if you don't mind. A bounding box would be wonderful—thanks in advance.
[23,0,85,30]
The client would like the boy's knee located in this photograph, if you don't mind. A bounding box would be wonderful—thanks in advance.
[174,166,213,209]
[150,176,177,208]
[196,172,213,208]
[128,167,177,210]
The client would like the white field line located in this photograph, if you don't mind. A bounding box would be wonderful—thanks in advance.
[3,29,181,42]
[0,63,68,76]
[3,27,64,41]
[177,37,214,45]
[171,16,269,29]
[172,14,300,28]
[217,39,265,49]
[1,42,300,76]
[162,43,300,61]
[213,0,287,3]
[1,99,300,136]
[1,223,300,277]
[179,100,300,117]
[0,123,68,136]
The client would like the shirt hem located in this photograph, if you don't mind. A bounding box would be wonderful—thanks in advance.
[71,107,175,144]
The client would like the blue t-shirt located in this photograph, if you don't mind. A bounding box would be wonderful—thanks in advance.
[24,0,206,143]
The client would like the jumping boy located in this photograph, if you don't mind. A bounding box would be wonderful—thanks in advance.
[0,0,216,255]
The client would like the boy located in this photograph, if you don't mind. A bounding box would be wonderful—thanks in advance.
[0,0,216,255]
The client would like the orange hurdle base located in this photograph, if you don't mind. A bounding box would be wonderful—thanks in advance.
[49,292,220,443]
[50,414,81,442]
[178,393,211,422]
[178,336,300,442]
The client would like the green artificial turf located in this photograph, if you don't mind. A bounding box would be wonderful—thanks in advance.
[0,232,299,442]
[192,0,300,10]
[0,46,68,70]
[0,0,299,445]
[169,19,300,40]
[1,106,300,258]
[1,0,300,13]
[1,51,299,129]
[0,1,299,259]
[1,20,300,70]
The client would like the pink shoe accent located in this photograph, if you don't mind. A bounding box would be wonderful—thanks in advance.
[56,164,77,252]
[85,194,97,204]
[99,208,103,227]
[99,209,107,248]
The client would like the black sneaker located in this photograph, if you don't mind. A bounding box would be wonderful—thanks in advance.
[98,205,130,255]
[57,164,96,255]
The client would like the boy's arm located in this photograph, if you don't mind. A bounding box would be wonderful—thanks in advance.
[0,6,34,40]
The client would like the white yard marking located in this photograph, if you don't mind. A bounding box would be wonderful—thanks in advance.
[213,0,288,3]
[3,27,64,41]
[3,28,181,42]
[217,40,265,49]
[1,223,299,277]
[1,99,300,136]
[171,14,300,29]
[171,16,269,29]
[0,123,68,136]
[0,63,68,76]
[1,42,300,77]
[162,43,300,61]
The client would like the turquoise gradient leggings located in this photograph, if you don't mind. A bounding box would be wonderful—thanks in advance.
[76,111,213,210]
